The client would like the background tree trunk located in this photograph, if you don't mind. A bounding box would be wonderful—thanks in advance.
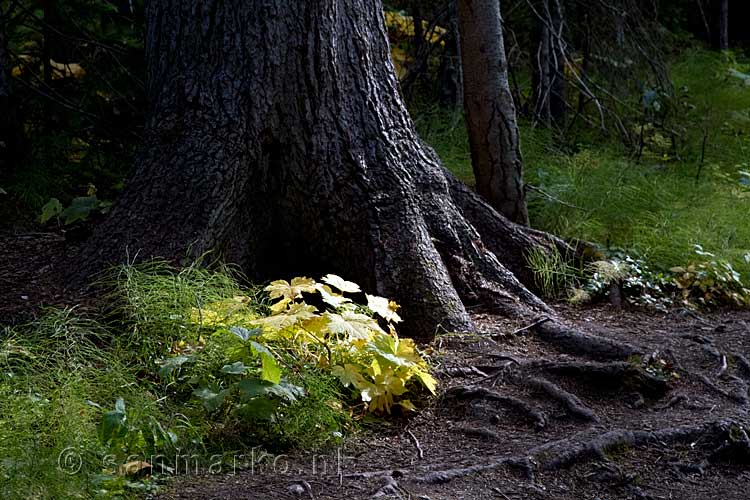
[532,0,566,127]
[0,5,23,185]
[457,0,528,225]
[75,0,565,338]
[718,0,729,50]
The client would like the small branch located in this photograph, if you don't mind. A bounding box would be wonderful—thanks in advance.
[406,430,424,460]
[512,316,552,335]
[526,184,585,211]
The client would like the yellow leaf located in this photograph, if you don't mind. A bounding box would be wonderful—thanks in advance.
[321,274,361,293]
[316,284,352,308]
[366,294,402,323]
[414,370,438,394]
[265,277,317,303]
[332,364,368,388]
[398,400,417,412]
[324,311,381,341]
[255,303,317,332]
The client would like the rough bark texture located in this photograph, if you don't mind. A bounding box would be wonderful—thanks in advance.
[74,0,563,338]
[532,0,566,127]
[457,0,528,225]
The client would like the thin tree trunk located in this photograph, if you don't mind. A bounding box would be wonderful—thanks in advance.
[532,0,566,127]
[74,0,567,338]
[457,0,528,225]
[719,0,729,50]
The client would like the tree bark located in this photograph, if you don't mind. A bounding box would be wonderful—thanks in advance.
[718,0,729,50]
[456,0,528,225]
[74,0,561,338]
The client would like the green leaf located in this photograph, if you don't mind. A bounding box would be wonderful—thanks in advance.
[238,378,272,399]
[229,326,261,342]
[193,386,229,413]
[157,355,192,378]
[221,361,248,375]
[250,340,273,357]
[99,399,127,444]
[60,196,99,224]
[267,381,305,402]
[40,198,63,224]
[260,353,281,384]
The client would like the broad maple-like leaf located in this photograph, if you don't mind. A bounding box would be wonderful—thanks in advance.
[316,284,352,308]
[324,311,381,341]
[366,294,402,323]
[322,274,362,293]
[255,303,317,331]
[332,363,368,388]
[265,277,317,303]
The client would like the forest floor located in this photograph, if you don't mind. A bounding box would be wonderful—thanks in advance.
[158,308,750,499]
[2,233,749,500]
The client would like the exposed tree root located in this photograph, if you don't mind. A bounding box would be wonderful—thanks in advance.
[523,360,671,396]
[698,374,749,406]
[519,376,598,421]
[453,425,502,440]
[413,419,748,484]
[445,386,548,429]
[735,353,750,378]
[531,320,642,360]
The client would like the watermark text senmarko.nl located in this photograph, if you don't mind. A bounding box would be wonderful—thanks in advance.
[58,446,356,477]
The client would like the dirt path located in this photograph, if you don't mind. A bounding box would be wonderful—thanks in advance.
[158,306,750,500]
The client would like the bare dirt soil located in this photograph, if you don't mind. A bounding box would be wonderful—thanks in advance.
[157,306,750,500]
[2,233,749,500]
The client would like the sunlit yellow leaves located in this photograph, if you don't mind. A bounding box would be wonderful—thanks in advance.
[322,274,361,294]
[316,284,353,309]
[366,294,402,323]
[266,277,317,302]
[255,303,317,332]
[324,311,382,341]
[184,275,435,415]
[332,364,369,388]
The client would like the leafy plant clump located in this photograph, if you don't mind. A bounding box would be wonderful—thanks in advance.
[671,246,750,307]
[160,275,436,426]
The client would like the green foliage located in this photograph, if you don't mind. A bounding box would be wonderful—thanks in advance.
[671,246,750,307]
[0,263,437,499]
[526,246,580,298]
[39,193,112,225]
[0,309,180,499]
[576,254,675,310]
[158,274,435,426]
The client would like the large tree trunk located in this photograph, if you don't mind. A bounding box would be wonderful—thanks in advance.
[456,0,528,225]
[74,0,566,338]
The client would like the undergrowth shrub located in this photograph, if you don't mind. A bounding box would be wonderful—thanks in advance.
[150,273,436,451]
[1,262,438,498]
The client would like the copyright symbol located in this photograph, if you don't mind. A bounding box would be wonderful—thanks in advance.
[58,447,82,475]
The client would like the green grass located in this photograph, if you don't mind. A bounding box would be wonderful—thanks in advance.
[418,48,750,277]
[0,263,358,499]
